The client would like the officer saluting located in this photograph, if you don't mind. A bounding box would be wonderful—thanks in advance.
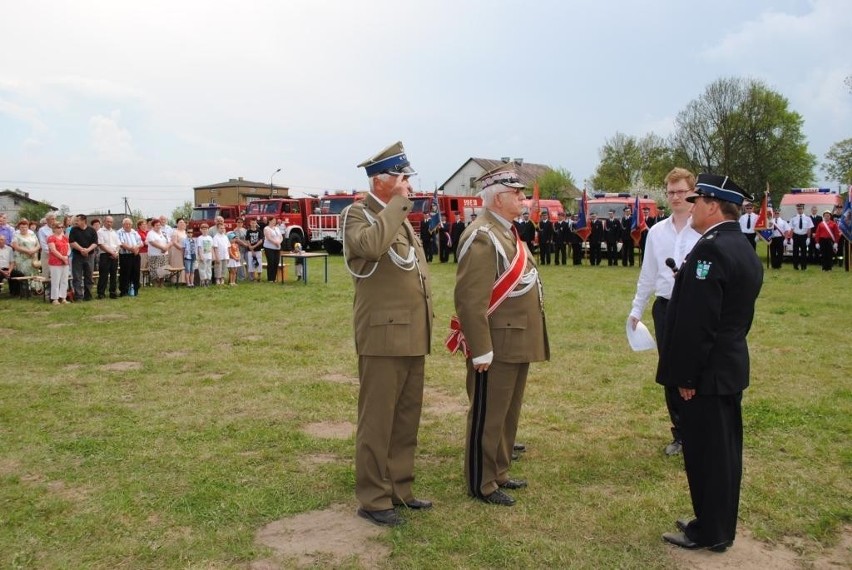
[656,173,763,552]
[343,141,434,527]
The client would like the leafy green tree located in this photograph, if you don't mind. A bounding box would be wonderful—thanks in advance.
[535,167,579,210]
[823,138,852,184]
[591,133,673,192]
[16,202,55,224]
[671,77,815,204]
[171,200,194,223]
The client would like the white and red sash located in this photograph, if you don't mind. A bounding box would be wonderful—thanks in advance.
[446,229,527,357]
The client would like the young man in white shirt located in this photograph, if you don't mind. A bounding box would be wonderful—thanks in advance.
[769,209,790,269]
[738,203,758,249]
[789,203,814,270]
[628,167,702,456]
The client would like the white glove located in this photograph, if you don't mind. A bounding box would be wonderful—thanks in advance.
[833,243,838,253]
[806,238,810,246]
[815,243,820,250]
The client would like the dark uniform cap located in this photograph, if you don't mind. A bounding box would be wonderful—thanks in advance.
[688,173,753,205]
[357,141,417,177]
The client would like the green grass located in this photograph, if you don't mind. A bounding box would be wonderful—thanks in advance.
[0,252,849,568]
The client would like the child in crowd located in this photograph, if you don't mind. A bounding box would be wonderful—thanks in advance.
[211,222,230,285]
[183,232,196,287]
[227,231,240,286]
[196,224,214,286]
[293,242,305,281]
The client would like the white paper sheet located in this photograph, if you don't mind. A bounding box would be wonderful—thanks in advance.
[626,318,657,352]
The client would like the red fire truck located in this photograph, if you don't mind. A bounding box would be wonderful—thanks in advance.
[188,204,244,237]
[242,197,319,249]
[407,193,482,234]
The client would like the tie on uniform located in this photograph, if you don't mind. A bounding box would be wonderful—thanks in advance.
[799,216,803,230]
[746,215,751,229]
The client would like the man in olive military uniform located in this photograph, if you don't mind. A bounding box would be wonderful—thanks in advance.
[450,164,549,507]
[656,173,763,552]
[343,141,434,527]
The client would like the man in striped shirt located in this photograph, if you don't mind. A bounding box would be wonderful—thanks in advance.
[117,217,143,297]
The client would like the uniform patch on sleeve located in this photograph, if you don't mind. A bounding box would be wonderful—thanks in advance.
[695,260,712,280]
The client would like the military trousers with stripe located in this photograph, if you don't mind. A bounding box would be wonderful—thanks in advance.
[465,360,528,498]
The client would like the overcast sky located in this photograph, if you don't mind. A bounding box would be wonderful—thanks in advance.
[1,0,850,217]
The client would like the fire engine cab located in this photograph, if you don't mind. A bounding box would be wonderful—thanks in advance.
[307,192,363,254]
[242,197,319,249]
[188,204,244,237]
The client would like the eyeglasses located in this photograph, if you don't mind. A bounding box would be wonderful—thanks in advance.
[666,190,690,198]
[497,188,524,197]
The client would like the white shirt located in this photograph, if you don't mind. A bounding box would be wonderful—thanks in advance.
[0,244,12,268]
[629,215,702,320]
[770,217,790,238]
[739,212,758,234]
[263,225,282,250]
[789,213,814,235]
[146,230,169,257]
[212,232,230,261]
[37,223,53,252]
[97,227,122,255]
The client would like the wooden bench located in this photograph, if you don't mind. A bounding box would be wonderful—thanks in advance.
[11,275,47,300]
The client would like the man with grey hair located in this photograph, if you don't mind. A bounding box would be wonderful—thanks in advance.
[449,163,549,507]
[343,141,434,528]
[117,217,143,296]
[37,212,57,277]
[97,215,121,299]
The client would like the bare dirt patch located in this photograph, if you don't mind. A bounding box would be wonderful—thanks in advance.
[64,363,83,372]
[100,361,142,372]
[163,350,188,358]
[0,327,14,337]
[46,322,70,328]
[422,386,467,417]
[252,504,389,569]
[321,373,358,385]
[304,453,340,465]
[90,313,127,322]
[666,526,852,569]
[302,421,355,440]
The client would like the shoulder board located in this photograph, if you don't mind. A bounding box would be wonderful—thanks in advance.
[705,230,719,241]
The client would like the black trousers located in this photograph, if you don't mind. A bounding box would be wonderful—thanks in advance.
[588,242,601,265]
[539,242,551,265]
[769,237,784,269]
[264,248,281,281]
[744,233,757,250]
[605,241,619,265]
[681,392,743,547]
[791,234,808,269]
[621,240,635,266]
[72,252,94,299]
[818,238,835,270]
[118,254,141,295]
[554,242,567,265]
[97,253,118,296]
[653,297,681,442]
[571,243,583,265]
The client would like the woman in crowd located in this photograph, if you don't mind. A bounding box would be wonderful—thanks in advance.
[146,218,170,286]
[47,221,70,304]
[137,219,149,285]
[263,216,283,282]
[814,209,840,271]
[12,218,42,293]
[169,218,188,284]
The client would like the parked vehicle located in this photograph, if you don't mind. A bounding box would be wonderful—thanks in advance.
[307,192,363,254]
[188,204,244,237]
[242,197,319,249]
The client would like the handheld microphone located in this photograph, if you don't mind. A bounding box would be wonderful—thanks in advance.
[665,258,678,274]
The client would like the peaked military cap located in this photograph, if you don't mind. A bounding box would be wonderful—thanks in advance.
[357,140,417,177]
[476,162,525,194]
[688,173,753,205]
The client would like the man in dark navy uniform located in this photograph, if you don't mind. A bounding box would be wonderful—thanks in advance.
[656,173,763,553]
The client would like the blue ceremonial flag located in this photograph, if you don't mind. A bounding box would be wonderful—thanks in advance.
[427,186,441,231]
[839,186,852,241]
[574,189,591,242]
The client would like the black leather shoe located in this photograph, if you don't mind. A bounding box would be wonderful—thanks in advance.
[479,489,515,506]
[357,508,403,527]
[513,443,527,452]
[675,518,692,532]
[663,532,732,553]
[393,498,433,510]
[498,479,528,490]
[663,531,699,549]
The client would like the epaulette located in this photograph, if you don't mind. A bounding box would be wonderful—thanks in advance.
[705,231,719,241]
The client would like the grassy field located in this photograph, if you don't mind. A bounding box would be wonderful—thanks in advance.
[0,251,849,569]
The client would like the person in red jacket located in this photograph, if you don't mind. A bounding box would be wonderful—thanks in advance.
[813,210,840,271]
